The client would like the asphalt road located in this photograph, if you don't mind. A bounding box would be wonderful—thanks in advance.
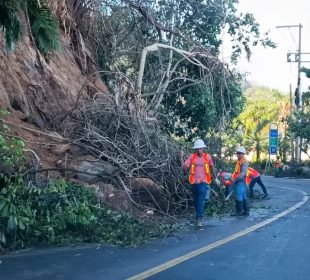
[0,176,309,280]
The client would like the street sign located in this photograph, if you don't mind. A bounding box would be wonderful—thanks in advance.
[270,138,278,146]
[270,146,277,154]
[270,129,278,138]
[269,124,278,155]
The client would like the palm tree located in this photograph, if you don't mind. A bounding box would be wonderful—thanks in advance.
[245,119,270,162]
[0,0,61,54]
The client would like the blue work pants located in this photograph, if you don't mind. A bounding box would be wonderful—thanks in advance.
[234,182,249,214]
[234,182,247,202]
[191,182,209,219]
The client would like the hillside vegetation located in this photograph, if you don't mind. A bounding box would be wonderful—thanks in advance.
[0,0,277,250]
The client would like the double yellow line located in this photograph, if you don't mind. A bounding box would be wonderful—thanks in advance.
[127,187,308,280]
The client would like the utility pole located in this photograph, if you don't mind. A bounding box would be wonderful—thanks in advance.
[289,84,295,162]
[276,24,303,162]
[296,24,303,162]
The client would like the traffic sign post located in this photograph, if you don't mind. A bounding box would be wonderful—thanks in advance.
[269,123,278,155]
[265,123,279,172]
[269,127,278,155]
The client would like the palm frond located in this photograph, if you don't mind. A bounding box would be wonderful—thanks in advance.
[28,1,61,54]
[254,119,270,134]
[0,0,61,54]
[5,0,28,10]
[0,0,23,50]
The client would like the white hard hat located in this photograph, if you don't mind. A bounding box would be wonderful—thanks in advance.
[193,139,206,149]
[236,146,246,154]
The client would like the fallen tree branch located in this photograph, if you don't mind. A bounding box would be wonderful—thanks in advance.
[63,91,190,215]
[22,167,111,179]
[136,43,213,97]
[0,118,68,141]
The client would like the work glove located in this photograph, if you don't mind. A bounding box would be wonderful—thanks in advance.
[214,178,221,186]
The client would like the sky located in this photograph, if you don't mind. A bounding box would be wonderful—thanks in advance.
[223,0,310,93]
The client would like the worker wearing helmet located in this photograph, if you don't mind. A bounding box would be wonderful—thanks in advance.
[231,146,250,216]
[274,156,283,177]
[180,139,220,227]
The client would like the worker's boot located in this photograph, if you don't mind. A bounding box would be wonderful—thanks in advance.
[231,201,243,216]
[196,218,203,227]
[243,200,250,216]
[260,193,269,199]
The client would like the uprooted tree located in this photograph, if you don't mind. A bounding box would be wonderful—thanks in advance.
[53,0,275,212]
[0,0,276,216]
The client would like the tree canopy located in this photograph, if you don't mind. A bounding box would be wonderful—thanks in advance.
[78,0,275,139]
[0,0,277,140]
[227,87,290,161]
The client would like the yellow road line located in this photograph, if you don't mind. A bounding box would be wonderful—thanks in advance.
[127,187,308,280]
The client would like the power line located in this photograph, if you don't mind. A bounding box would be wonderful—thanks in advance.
[276,24,303,162]
[288,28,298,49]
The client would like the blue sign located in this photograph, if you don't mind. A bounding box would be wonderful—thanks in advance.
[270,138,278,146]
[270,129,278,137]
[270,146,277,154]
[269,125,278,155]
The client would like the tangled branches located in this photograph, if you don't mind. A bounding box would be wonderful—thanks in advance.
[64,92,190,215]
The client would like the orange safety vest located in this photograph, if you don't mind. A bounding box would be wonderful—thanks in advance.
[247,167,259,178]
[232,158,251,185]
[275,160,283,168]
[189,153,212,184]
[246,167,260,184]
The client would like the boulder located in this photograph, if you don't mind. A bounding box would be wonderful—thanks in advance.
[128,177,167,211]
[88,183,134,213]
[69,155,115,184]
[49,143,71,155]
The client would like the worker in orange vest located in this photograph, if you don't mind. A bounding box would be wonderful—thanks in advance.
[218,171,233,197]
[180,139,220,227]
[247,167,268,199]
[230,146,249,216]
[274,156,283,177]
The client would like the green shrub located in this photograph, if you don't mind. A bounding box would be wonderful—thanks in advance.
[0,179,177,249]
[0,118,176,250]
